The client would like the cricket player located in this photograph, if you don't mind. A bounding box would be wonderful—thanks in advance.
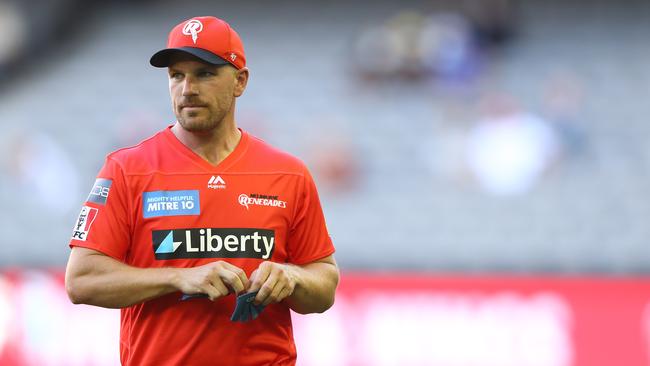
[65,16,339,365]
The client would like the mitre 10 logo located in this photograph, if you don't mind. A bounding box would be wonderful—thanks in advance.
[152,228,275,260]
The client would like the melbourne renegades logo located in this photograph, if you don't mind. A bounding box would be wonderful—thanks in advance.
[182,19,203,44]
[238,193,287,210]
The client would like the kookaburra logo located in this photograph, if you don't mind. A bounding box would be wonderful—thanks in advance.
[182,19,203,44]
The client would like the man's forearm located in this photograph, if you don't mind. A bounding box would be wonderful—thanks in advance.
[65,247,180,308]
[285,261,339,314]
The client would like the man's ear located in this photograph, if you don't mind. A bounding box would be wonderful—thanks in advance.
[234,67,249,97]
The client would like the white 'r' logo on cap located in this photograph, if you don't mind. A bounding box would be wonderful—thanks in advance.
[182,19,203,44]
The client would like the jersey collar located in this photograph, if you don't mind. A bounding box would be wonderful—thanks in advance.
[162,125,250,172]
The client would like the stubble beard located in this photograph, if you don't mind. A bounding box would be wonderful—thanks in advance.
[177,108,228,133]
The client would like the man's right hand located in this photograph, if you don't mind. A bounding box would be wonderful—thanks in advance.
[174,261,250,301]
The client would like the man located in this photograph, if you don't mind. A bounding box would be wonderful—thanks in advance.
[65,16,338,366]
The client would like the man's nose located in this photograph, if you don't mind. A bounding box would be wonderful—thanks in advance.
[182,77,199,96]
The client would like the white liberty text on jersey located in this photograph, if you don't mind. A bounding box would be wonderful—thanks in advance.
[152,228,275,260]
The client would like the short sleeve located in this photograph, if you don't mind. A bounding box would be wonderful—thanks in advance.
[68,157,131,260]
[286,166,335,265]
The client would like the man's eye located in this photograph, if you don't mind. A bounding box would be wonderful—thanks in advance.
[170,73,183,79]
[199,71,214,77]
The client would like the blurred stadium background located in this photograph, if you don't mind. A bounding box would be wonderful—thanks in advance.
[0,0,649,365]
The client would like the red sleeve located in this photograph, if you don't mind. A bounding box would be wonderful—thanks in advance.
[68,156,131,260]
[286,166,335,265]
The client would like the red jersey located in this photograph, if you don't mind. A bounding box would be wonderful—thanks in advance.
[69,127,335,366]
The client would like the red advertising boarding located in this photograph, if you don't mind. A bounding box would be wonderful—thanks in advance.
[294,274,650,366]
[0,270,649,366]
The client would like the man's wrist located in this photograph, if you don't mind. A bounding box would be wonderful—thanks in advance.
[164,267,182,291]
[284,263,302,292]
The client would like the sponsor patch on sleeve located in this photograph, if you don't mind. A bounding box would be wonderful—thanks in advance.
[71,206,98,241]
[87,178,112,205]
[143,190,200,218]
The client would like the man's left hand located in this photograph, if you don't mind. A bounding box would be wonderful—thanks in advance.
[248,262,297,306]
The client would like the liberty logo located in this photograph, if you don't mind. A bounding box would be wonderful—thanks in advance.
[182,19,203,44]
[152,228,276,260]
[154,231,183,254]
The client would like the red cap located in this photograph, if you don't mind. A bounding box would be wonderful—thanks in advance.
[150,16,246,69]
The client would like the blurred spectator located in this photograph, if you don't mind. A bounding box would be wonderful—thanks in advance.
[465,94,560,196]
[419,12,480,85]
[352,2,514,85]
[353,9,480,83]
[352,21,409,81]
[386,10,428,79]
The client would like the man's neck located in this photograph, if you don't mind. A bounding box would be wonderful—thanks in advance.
[171,120,242,166]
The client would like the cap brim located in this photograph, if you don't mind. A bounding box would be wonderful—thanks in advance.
[149,47,229,68]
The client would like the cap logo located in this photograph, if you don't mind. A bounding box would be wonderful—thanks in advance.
[182,19,203,44]
[230,53,237,61]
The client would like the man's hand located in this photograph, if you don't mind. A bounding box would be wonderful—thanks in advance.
[175,261,249,301]
[248,262,297,306]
